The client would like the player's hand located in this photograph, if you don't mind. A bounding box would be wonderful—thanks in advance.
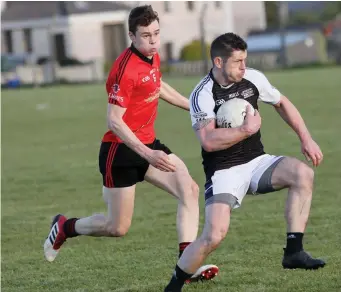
[241,105,262,136]
[147,150,176,172]
[301,138,323,167]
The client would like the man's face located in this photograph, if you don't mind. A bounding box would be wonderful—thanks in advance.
[129,20,160,57]
[222,50,247,83]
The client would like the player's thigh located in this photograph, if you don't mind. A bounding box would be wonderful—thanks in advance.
[249,154,285,194]
[99,142,142,229]
[205,164,253,209]
[103,185,136,232]
[144,139,196,199]
[144,153,195,199]
[249,155,312,193]
[270,157,314,190]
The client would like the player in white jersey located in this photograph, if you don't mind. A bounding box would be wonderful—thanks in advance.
[164,33,325,291]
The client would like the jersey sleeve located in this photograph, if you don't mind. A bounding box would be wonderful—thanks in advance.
[106,70,135,108]
[244,69,281,105]
[189,82,216,126]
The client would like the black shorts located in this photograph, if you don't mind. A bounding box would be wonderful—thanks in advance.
[99,139,172,188]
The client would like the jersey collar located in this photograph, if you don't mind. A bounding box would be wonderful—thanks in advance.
[209,69,235,89]
[130,44,153,65]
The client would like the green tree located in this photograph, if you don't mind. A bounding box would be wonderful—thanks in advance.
[180,40,210,61]
[288,12,320,26]
[320,2,341,22]
[265,1,279,28]
[288,2,341,26]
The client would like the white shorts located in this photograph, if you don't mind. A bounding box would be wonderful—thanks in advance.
[205,154,285,209]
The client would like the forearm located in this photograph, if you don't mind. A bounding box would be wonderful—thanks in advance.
[160,81,189,111]
[197,119,249,152]
[275,98,311,142]
[108,119,152,159]
[206,128,248,151]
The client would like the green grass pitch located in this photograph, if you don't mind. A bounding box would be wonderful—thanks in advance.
[2,67,341,291]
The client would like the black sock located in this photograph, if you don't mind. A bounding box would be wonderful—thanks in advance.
[286,232,303,254]
[165,264,194,291]
[178,242,191,258]
[175,264,193,286]
[175,264,193,283]
[63,218,80,238]
[165,274,184,291]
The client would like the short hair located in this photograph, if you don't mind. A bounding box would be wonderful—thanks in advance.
[210,33,248,63]
[128,5,159,35]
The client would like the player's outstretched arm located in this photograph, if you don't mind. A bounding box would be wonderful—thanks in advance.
[273,95,323,166]
[193,107,261,152]
[273,95,312,142]
[160,81,189,111]
[107,104,176,172]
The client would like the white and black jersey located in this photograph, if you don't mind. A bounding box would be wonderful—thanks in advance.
[189,68,281,181]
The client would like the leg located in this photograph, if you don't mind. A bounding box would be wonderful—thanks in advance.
[43,185,136,262]
[145,150,221,284]
[164,164,250,291]
[74,186,135,236]
[70,142,142,236]
[270,157,314,233]
[164,201,235,292]
[178,202,232,274]
[251,155,325,269]
[43,142,141,262]
[144,154,199,243]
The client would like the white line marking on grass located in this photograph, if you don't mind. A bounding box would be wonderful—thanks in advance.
[36,103,49,110]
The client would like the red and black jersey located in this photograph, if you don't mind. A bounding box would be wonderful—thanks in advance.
[102,44,162,144]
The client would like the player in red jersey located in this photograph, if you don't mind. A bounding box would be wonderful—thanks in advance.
[43,5,218,283]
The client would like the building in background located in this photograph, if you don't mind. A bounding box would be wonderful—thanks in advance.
[1,1,266,65]
[1,1,130,66]
[127,1,266,62]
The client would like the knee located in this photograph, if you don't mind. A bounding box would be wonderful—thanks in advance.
[294,162,314,190]
[191,181,200,200]
[201,228,228,252]
[89,214,129,236]
[106,222,130,237]
[179,179,200,205]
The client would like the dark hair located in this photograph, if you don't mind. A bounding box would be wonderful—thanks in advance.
[128,5,159,35]
[210,33,247,63]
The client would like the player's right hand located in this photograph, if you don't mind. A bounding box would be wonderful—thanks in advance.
[147,150,176,172]
[242,105,262,136]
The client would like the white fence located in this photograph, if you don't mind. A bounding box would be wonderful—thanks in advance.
[1,59,104,85]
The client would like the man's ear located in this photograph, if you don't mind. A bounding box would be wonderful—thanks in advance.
[214,57,223,69]
[128,31,135,42]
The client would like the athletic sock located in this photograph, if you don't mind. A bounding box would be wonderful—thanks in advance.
[165,274,184,291]
[175,264,193,284]
[286,232,304,254]
[165,264,193,291]
[63,218,80,238]
[179,242,191,258]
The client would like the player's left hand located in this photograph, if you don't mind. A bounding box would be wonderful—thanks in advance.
[301,138,323,167]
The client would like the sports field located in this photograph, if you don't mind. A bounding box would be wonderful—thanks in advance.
[2,67,341,292]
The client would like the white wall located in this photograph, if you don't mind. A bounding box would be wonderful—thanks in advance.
[1,11,128,63]
[143,1,229,60]
[12,30,24,54]
[68,11,128,61]
[1,1,6,13]
[135,1,266,60]
[1,17,70,61]
[32,28,50,57]
[232,1,267,37]
[1,1,266,64]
